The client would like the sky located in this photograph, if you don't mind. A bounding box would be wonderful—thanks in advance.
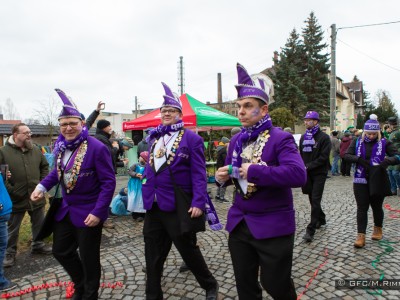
[1,0,400,122]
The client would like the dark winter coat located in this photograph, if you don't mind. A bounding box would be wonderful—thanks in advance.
[0,137,49,213]
[94,129,117,172]
[216,145,227,169]
[300,129,331,175]
[339,136,352,158]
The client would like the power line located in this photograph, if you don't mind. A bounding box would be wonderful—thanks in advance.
[338,20,400,30]
[337,38,400,72]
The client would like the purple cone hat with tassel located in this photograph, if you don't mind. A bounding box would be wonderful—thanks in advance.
[161,82,182,111]
[235,63,274,104]
[55,89,82,120]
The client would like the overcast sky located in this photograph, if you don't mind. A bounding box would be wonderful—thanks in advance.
[1,0,399,122]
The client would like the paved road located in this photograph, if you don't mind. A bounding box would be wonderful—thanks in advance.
[4,175,400,299]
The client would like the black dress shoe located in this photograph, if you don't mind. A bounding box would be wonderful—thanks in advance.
[205,283,219,300]
[315,220,326,229]
[71,294,83,300]
[302,232,314,243]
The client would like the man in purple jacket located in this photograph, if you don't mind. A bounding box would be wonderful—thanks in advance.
[141,82,218,300]
[216,63,306,300]
[31,89,116,300]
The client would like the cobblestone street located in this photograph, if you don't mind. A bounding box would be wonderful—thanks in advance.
[4,175,400,299]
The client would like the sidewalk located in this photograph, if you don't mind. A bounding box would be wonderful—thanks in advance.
[4,175,400,299]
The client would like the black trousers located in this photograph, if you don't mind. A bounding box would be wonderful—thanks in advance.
[143,203,217,300]
[306,173,327,235]
[52,215,103,300]
[353,183,384,233]
[340,158,351,176]
[228,221,296,300]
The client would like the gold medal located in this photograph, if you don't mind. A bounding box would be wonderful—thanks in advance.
[155,147,166,158]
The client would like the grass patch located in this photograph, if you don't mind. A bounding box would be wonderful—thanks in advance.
[17,199,53,252]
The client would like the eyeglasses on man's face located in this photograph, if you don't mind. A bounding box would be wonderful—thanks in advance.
[18,131,32,136]
[160,109,180,114]
[59,121,80,129]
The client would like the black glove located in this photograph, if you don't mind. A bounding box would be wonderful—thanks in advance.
[380,157,398,169]
[357,157,370,168]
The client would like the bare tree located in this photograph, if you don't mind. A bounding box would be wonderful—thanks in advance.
[23,118,42,125]
[4,98,20,120]
[34,96,62,144]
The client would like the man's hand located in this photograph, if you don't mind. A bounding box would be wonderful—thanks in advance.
[31,188,44,201]
[96,101,105,112]
[216,166,230,183]
[84,214,101,227]
[188,207,203,218]
[239,163,251,179]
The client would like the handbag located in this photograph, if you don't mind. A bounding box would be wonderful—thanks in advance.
[33,183,62,241]
[167,165,205,234]
[369,165,392,198]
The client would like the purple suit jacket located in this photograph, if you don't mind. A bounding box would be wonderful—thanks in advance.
[40,137,116,227]
[226,127,306,239]
[142,129,207,212]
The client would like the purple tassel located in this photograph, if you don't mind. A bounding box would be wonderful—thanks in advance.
[205,194,223,231]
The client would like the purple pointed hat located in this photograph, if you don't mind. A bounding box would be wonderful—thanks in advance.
[304,111,320,120]
[55,89,82,120]
[235,63,274,104]
[161,82,182,111]
[364,114,380,132]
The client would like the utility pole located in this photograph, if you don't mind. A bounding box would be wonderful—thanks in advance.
[177,56,185,95]
[135,96,138,118]
[330,24,337,130]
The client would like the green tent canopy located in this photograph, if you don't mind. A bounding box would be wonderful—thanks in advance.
[123,93,241,132]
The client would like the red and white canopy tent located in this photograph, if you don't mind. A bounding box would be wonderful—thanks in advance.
[122,93,241,132]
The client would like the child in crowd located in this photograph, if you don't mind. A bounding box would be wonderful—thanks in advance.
[127,151,148,221]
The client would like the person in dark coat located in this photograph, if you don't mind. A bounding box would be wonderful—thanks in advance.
[300,111,331,243]
[0,123,50,268]
[216,63,306,300]
[94,119,118,173]
[137,128,153,159]
[344,115,400,248]
[31,89,116,300]
[339,130,352,176]
[215,137,229,202]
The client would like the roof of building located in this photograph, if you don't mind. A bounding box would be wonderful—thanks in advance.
[344,81,363,92]
[0,124,96,136]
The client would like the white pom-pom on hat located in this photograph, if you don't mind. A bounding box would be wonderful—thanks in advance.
[369,114,378,121]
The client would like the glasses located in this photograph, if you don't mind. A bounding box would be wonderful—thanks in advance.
[18,131,32,136]
[160,109,180,114]
[59,122,80,129]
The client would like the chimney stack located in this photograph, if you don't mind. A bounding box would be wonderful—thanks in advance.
[217,73,222,109]
[273,51,279,65]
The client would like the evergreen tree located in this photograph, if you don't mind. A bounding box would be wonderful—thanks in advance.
[356,112,364,129]
[270,29,307,121]
[368,90,398,122]
[301,12,330,124]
